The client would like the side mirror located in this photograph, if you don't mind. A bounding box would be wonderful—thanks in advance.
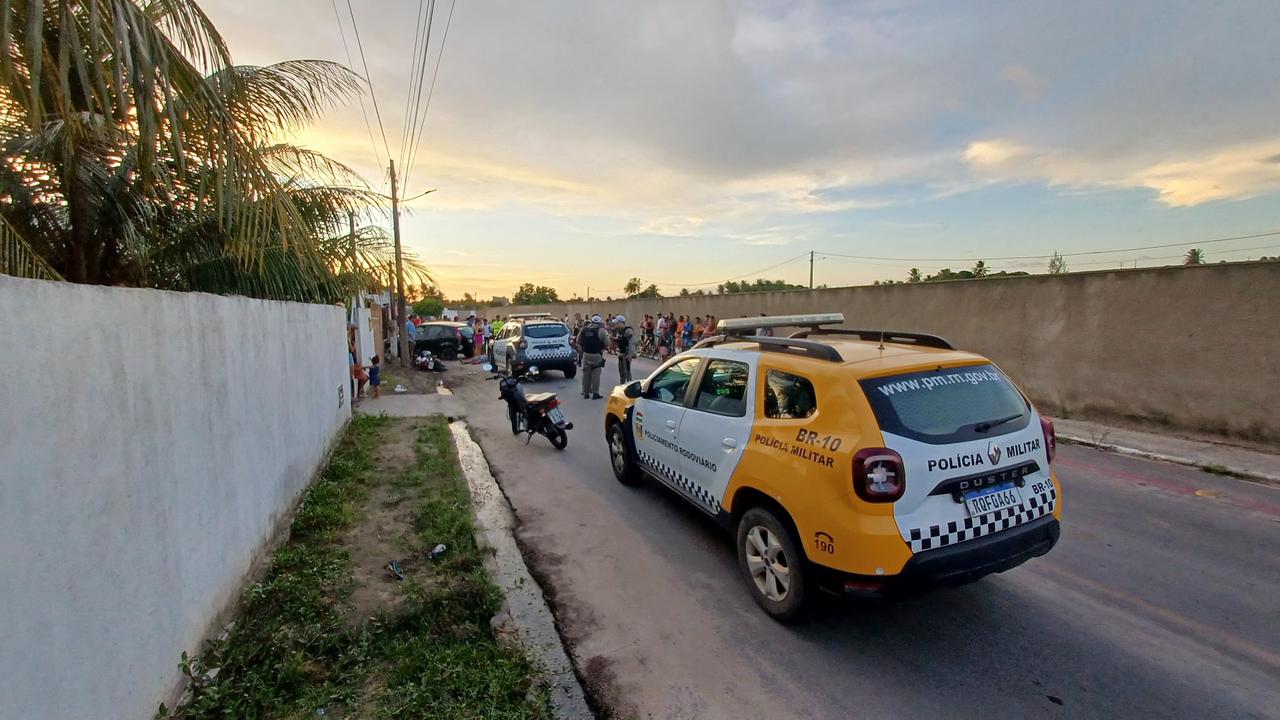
[482,363,495,372]
[528,365,540,376]
[624,381,643,399]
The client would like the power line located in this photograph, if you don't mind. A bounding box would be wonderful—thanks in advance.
[329,0,384,176]
[818,230,1280,263]
[345,0,393,163]
[650,251,812,288]
[402,0,457,195]
[397,0,430,172]
[398,0,436,177]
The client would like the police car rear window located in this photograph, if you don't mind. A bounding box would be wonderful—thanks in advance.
[859,364,1030,445]
[524,323,568,339]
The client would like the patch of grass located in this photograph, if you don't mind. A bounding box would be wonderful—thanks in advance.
[163,416,546,720]
[1199,463,1244,479]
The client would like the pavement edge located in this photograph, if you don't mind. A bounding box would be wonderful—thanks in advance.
[448,420,594,720]
[1058,433,1280,486]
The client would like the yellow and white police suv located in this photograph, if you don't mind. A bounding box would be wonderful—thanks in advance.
[604,313,1061,620]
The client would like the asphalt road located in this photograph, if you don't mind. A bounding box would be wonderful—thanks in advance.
[451,356,1280,720]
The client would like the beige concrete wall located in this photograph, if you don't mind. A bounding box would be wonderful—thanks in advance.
[501,262,1280,445]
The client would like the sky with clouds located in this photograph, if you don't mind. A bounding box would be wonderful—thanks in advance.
[201,0,1280,299]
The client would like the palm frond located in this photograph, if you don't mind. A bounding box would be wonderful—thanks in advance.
[0,213,62,279]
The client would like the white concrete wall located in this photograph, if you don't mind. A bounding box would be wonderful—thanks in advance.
[0,276,352,720]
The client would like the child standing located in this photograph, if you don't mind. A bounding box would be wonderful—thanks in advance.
[368,355,382,398]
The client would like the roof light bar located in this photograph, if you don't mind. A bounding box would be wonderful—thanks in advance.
[717,312,845,333]
[509,312,553,319]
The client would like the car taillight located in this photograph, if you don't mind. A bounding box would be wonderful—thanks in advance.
[1040,416,1056,464]
[853,448,905,503]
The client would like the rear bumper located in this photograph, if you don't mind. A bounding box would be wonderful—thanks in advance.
[815,515,1060,597]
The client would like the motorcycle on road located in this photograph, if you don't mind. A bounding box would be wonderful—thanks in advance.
[484,363,572,450]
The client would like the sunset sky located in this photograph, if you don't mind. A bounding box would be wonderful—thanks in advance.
[202,0,1280,299]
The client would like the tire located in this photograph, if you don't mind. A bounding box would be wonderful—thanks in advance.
[442,347,458,361]
[607,423,642,486]
[508,406,522,435]
[737,507,809,622]
[563,365,577,379]
[545,422,568,450]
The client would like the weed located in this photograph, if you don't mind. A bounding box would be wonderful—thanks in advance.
[164,416,546,720]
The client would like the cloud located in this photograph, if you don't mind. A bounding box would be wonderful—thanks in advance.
[964,140,1031,168]
[1130,140,1280,206]
[638,216,705,237]
[963,136,1280,206]
[1001,65,1045,101]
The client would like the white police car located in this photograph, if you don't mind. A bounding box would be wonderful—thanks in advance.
[490,313,577,378]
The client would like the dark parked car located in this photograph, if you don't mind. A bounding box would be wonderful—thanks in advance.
[413,321,475,360]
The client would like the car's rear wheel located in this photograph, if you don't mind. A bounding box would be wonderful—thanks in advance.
[737,507,808,622]
[607,423,642,486]
[442,347,458,361]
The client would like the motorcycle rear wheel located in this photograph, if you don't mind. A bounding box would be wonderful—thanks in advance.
[545,422,568,450]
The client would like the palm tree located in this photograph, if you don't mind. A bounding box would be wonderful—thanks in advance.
[0,1,417,301]
[907,268,922,283]
[972,259,989,278]
[1184,248,1205,265]
[624,277,643,296]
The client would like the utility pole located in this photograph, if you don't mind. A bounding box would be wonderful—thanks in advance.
[809,250,815,289]
[390,159,410,367]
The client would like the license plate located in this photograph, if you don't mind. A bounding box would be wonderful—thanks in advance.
[547,407,566,425]
[963,483,1022,518]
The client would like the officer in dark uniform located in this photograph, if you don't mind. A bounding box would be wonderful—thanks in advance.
[576,314,609,399]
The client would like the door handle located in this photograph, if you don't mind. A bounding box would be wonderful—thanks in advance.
[666,420,677,430]
[722,438,737,449]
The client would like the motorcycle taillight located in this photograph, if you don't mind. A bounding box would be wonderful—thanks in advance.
[547,399,560,410]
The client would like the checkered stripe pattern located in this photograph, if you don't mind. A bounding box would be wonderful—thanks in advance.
[908,485,1057,552]
[528,347,574,360]
[636,448,720,511]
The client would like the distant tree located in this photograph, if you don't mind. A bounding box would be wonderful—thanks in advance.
[411,297,444,318]
[926,268,975,281]
[624,277,643,296]
[633,284,662,298]
[1184,248,1205,265]
[972,260,989,278]
[1047,252,1068,274]
[907,268,922,283]
[716,278,807,294]
[679,287,691,297]
[512,283,560,304]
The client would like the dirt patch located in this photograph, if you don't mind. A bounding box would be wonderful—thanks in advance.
[581,655,635,719]
[342,420,423,629]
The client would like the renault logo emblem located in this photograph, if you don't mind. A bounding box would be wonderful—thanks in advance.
[987,441,1002,465]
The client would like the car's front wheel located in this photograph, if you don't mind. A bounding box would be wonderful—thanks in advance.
[563,364,577,379]
[737,507,809,622]
[607,423,642,486]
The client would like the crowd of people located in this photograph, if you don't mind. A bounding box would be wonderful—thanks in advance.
[401,308,770,400]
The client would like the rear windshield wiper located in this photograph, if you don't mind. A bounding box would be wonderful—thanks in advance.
[973,413,1022,433]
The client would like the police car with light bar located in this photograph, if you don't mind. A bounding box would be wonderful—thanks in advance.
[603,313,1061,620]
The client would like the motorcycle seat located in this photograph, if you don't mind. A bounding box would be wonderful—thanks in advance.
[524,393,557,406]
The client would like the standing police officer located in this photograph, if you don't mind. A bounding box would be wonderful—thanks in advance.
[577,314,609,399]
[612,315,635,383]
